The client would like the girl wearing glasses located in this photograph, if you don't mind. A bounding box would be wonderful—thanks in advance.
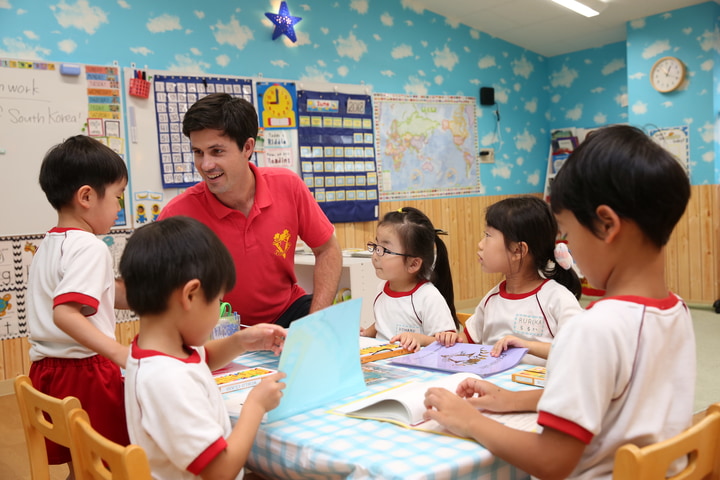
[360,207,459,352]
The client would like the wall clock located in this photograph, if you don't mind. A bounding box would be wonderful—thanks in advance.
[650,56,685,93]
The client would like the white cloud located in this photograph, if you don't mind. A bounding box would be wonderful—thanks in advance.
[432,45,458,71]
[565,104,583,121]
[167,53,210,74]
[294,30,311,46]
[527,170,540,186]
[380,70,395,77]
[380,12,393,26]
[524,98,537,113]
[478,55,496,69]
[495,87,509,104]
[491,163,512,179]
[130,46,153,56]
[404,75,430,96]
[683,27,692,35]
[590,87,605,94]
[0,0,11,8]
[17,8,26,14]
[434,75,443,85]
[190,47,201,55]
[514,129,536,152]
[23,30,38,40]
[335,31,367,61]
[147,13,182,33]
[322,27,329,35]
[550,65,578,88]
[661,101,673,108]
[470,30,479,40]
[216,54,230,67]
[601,58,625,75]
[702,151,714,163]
[401,0,424,14]
[698,26,720,53]
[629,72,646,79]
[52,0,108,34]
[299,65,333,82]
[0,37,51,59]
[117,0,129,9]
[593,112,607,124]
[631,100,647,114]
[551,94,561,103]
[317,59,326,67]
[350,0,368,14]
[299,4,311,11]
[700,121,714,143]
[683,117,693,125]
[444,17,460,28]
[642,40,671,59]
[516,157,524,166]
[58,38,76,53]
[337,65,349,76]
[481,132,497,146]
[405,20,413,26]
[629,19,645,29]
[373,33,381,41]
[194,10,204,19]
[391,44,413,59]
[511,55,533,79]
[271,59,289,68]
[211,16,253,50]
[701,59,714,71]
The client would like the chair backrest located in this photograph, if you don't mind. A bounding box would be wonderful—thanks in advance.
[613,402,720,480]
[69,408,152,480]
[457,312,471,330]
[14,374,82,480]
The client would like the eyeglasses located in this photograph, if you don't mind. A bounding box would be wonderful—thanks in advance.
[366,242,414,258]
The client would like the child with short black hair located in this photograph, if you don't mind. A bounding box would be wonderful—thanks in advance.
[361,206,459,351]
[27,135,131,471]
[122,216,286,480]
[424,124,695,479]
[465,195,583,365]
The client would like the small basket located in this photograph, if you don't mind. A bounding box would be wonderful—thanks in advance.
[129,78,151,99]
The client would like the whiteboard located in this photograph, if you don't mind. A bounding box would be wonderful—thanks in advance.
[0,61,129,236]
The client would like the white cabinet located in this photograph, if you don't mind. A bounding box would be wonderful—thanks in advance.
[294,254,378,328]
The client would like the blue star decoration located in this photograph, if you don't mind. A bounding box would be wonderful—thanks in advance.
[265,1,302,43]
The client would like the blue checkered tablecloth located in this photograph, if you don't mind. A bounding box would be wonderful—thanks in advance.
[231,350,536,480]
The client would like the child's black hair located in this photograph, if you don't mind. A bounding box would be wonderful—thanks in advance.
[486,196,582,299]
[182,93,258,151]
[39,135,128,210]
[120,216,236,315]
[379,207,458,327]
[550,124,691,248]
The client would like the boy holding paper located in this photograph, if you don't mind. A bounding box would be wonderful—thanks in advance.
[122,216,286,480]
[424,125,695,479]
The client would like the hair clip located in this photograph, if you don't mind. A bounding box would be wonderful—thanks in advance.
[397,208,405,213]
[434,229,448,236]
[554,242,574,270]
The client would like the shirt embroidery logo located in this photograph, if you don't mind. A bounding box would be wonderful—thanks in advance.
[273,229,292,258]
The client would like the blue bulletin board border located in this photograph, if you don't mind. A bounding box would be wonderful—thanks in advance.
[297,90,379,223]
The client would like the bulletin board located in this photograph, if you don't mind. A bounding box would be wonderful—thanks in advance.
[0,59,129,236]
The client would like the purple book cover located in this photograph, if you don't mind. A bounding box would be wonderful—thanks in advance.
[390,342,528,378]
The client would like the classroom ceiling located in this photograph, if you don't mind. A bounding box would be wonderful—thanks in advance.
[411,0,716,57]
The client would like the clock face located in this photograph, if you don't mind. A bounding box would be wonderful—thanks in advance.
[650,57,685,93]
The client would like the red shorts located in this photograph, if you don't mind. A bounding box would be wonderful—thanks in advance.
[29,355,130,465]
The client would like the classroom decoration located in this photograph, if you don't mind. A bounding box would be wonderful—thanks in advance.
[373,93,481,200]
[649,125,690,176]
[297,90,379,222]
[152,74,253,188]
[256,81,299,172]
[265,1,302,43]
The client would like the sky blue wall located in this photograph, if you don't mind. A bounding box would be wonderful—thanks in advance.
[1,0,717,189]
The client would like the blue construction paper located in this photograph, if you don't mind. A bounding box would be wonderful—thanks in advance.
[266,298,366,423]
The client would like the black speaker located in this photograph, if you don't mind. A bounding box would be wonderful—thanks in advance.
[480,87,495,106]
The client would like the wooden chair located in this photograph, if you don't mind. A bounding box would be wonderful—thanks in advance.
[13,374,82,480]
[69,407,152,480]
[613,402,720,480]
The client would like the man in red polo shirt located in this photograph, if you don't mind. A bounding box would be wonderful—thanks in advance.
[159,93,342,327]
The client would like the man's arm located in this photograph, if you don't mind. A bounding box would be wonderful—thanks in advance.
[308,234,342,313]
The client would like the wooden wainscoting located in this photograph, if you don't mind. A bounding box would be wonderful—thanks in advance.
[1,186,717,381]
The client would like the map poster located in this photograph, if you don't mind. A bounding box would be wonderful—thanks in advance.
[374,93,480,200]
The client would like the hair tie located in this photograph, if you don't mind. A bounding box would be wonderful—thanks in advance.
[397,208,404,213]
[434,229,448,236]
[554,242,574,270]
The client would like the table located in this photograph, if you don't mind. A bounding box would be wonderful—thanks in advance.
[231,350,536,480]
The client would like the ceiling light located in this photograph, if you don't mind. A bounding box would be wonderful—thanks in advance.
[551,0,606,18]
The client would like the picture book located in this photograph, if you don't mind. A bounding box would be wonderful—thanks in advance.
[360,342,412,363]
[212,362,277,394]
[362,363,409,386]
[332,372,539,437]
[512,366,546,387]
[390,342,528,378]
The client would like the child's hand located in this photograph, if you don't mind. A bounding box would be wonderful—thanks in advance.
[457,378,514,413]
[246,371,286,412]
[435,330,459,346]
[423,387,478,438]
[237,323,287,356]
[491,335,527,357]
[389,332,422,352]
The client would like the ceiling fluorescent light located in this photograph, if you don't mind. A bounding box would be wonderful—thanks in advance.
[551,0,603,17]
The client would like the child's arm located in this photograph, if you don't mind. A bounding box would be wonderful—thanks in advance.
[200,372,286,480]
[360,323,377,337]
[435,330,460,346]
[204,323,287,372]
[424,387,585,479]
[491,335,551,359]
[455,377,542,412]
[53,303,128,368]
[114,278,129,310]
[390,332,435,352]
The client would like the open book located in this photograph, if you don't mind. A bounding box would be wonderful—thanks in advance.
[390,341,527,378]
[212,361,277,394]
[331,372,538,437]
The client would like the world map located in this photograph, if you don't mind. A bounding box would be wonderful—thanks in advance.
[374,94,480,200]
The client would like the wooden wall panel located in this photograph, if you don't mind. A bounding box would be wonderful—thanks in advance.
[2,185,717,380]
